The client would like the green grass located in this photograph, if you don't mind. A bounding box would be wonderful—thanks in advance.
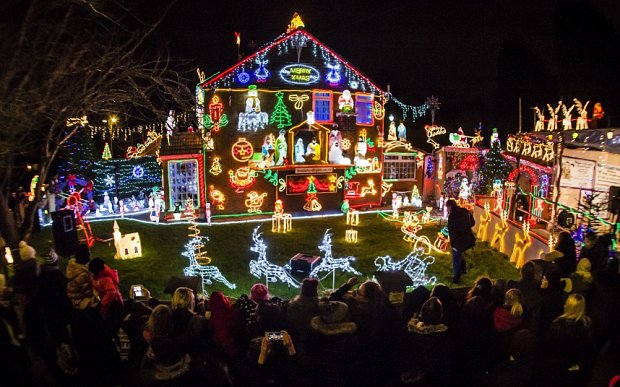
[28,213,520,300]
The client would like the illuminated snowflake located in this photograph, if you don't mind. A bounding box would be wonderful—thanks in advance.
[104,174,115,187]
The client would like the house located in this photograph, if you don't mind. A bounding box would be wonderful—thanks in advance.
[184,15,389,215]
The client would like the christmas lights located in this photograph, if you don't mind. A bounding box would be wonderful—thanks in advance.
[238,85,269,132]
[244,191,268,213]
[279,64,320,85]
[270,91,293,129]
[309,230,361,286]
[249,226,299,288]
[510,221,532,269]
[374,250,436,288]
[229,167,257,193]
[208,185,226,210]
[477,203,491,241]
[491,211,509,254]
[231,138,255,162]
[209,157,222,176]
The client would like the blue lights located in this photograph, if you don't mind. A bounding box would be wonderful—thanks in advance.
[237,68,250,84]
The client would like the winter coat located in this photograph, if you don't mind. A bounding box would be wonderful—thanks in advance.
[448,206,476,252]
[65,258,98,310]
[285,295,319,342]
[91,264,123,319]
[405,317,452,386]
[493,307,523,333]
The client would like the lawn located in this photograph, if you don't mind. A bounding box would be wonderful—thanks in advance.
[27,212,520,300]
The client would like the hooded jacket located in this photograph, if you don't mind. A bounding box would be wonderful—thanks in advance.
[92,264,123,318]
[66,258,98,309]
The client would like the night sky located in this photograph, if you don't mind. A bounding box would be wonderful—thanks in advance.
[151,0,620,147]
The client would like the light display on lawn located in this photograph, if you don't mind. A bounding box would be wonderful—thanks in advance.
[477,202,491,241]
[272,199,292,233]
[182,200,236,294]
[374,251,437,288]
[309,230,361,288]
[249,226,299,288]
[510,221,532,269]
[491,210,509,254]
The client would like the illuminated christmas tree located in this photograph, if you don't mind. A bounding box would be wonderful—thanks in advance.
[269,91,292,129]
[477,138,511,194]
[102,142,112,160]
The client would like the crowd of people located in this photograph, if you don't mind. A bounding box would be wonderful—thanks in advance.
[0,236,619,387]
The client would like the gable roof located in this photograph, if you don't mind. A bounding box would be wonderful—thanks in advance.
[159,132,203,156]
[199,29,385,94]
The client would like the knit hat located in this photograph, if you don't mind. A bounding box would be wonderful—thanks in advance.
[18,241,36,261]
[301,278,319,298]
[44,248,59,266]
[319,300,349,324]
[420,297,444,325]
[250,283,269,303]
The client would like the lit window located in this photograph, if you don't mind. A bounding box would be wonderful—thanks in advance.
[168,159,200,209]
[355,93,374,126]
[312,91,333,123]
[383,154,417,181]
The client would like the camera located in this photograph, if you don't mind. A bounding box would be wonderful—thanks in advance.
[266,331,284,341]
[132,285,144,300]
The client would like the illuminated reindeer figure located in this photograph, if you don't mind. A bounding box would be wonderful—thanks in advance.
[183,237,236,295]
[491,210,509,254]
[510,221,533,269]
[546,102,562,131]
[574,98,590,130]
[374,251,437,288]
[310,230,361,284]
[533,106,545,132]
[561,102,575,130]
[477,202,491,242]
[249,226,299,288]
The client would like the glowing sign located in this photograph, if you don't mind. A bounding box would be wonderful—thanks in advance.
[279,64,320,85]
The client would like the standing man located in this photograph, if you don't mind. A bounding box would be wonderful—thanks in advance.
[446,199,476,284]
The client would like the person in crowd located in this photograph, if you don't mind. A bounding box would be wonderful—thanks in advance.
[493,288,524,333]
[580,231,611,277]
[330,277,401,385]
[66,243,98,310]
[454,295,496,385]
[12,241,40,337]
[403,296,453,386]
[306,299,358,387]
[241,301,296,387]
[140,304,195,386]
[445,199,476,284]
[465,276,493,307]
[430,283,461,327]
[538,269,565,335]
[89,257,124,337]
[564,258,593,299]
[542,293,595,386]
[587,257,620,351]
[284,277,320,349]
[235,283,284,341]
[120,286,153,371]
[488,328,537,387]
[549,231,578,277]
[507,261,543,333]
[170,287,208,354]
[25,247,74,378]
[208,291,244,361]
[402,285,430,324]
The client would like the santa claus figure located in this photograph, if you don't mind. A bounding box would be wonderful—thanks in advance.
[338,90,354,112]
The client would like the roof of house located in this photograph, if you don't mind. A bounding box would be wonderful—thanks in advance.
[159,132,203,156]
[198,28,384,94]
